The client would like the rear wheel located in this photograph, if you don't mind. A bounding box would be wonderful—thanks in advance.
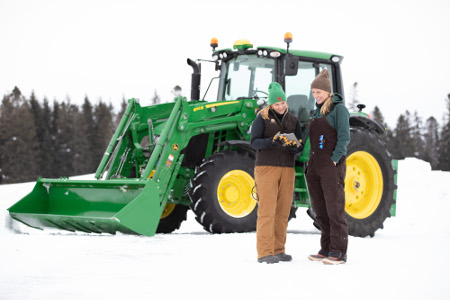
[344,128,397,237]
[306,128,397,237]
[189,150,258,233]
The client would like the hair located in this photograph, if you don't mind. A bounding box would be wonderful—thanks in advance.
[320,94,333,116]
[258,102,289,120]
[258,106,270,120]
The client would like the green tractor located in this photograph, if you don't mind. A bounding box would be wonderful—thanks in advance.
[8,34,397,238]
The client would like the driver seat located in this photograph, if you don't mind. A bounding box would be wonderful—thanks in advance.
[287,94,309,123]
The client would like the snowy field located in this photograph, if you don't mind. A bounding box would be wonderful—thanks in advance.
[1,158,449,300]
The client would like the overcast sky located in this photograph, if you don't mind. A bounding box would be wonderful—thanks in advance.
[1,0,449,126]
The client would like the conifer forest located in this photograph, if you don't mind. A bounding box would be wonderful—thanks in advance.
[0,87,449,184]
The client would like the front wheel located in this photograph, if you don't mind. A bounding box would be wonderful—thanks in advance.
[189,150,258,233]
[156,204,189,234]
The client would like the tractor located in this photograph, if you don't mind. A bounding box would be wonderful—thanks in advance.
[8,33,397,238]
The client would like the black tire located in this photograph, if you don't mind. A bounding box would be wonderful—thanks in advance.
[306,128,397,237]
[345,128,397,237]
[189,150,258,233]
[156,204,189,234]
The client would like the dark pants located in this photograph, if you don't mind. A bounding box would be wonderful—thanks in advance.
[306,151,348,256]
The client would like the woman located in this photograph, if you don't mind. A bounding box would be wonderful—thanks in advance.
[250,82,303,264]
[306,69,350,265]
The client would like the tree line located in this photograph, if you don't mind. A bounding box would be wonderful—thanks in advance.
[0,87,449,184]
[348,83,450,171]
[370,99,450,171]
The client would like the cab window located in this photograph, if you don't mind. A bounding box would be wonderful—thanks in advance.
[285,61,334,132]
[221,55,275,101]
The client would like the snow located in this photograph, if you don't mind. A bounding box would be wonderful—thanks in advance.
[1,158,449,300]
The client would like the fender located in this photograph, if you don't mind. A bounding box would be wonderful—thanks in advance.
[350,115,386,136]
[217,140,256,155]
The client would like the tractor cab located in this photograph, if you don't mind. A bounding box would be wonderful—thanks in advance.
[208,33,344,136]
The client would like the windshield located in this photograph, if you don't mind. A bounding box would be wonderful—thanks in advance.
[220,54,275,101]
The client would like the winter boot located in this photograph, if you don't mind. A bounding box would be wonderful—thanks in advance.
[258,255,280,264]
[276,253,292,262]
[308,250,329,261]
[322,252,347,265]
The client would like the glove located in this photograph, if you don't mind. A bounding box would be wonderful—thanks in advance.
[269,137,283,148]
[269,132,283,148]
[287,143,304,154]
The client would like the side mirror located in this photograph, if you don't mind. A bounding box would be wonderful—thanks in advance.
[215,61,221,71]
[357,104,366,112]
[285,54,299,76]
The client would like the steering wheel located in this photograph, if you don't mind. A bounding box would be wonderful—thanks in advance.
[253,89,268,108]
[253,89,268,98]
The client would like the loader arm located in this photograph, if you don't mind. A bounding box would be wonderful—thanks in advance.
[8,97,187,236]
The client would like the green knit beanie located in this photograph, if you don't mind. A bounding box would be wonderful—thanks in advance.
[311,69,332,93]
[268,82,286,105]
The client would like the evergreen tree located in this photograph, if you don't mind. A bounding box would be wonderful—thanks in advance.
[92,100,115,168]
[171,85,182,99]
[115,97,128,127]
[0,87,38,183]
[51,100,62,175]
[411,111,425,159]
[150,90,161,105]
[371,106,394,155]
[391,111,414,159]
[73,97,96,174]
[71,104,87,176]
[423,116,440,169]
[371,106,385,127]
[41,98,55,176]
[53,100,76,177]
[438,94,450,171]
[347,82,359,112]
[29,93,55,177]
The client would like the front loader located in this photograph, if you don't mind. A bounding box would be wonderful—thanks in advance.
[8,33,398,237]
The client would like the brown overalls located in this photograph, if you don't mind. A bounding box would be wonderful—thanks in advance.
[254,110,298,259]
[306,116,348,257]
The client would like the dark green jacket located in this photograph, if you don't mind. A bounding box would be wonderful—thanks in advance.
[311,94,350,162]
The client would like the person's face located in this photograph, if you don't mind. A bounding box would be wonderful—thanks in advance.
[312,88,331,105]
[271,101,287,114]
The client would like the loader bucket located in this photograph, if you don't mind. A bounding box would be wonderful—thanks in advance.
[7,178,163,236]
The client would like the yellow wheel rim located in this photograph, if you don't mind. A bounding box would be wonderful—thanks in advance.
[345,151,383,219]
[161,203,176,219]
[217,170,257,218]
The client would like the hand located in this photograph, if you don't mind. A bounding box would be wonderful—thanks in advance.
[333,161,337,166]
[287,143,304,154]
[270,137,283,148]
[270,133,283,148]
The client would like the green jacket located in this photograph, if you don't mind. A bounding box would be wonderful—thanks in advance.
[312,94,350,162]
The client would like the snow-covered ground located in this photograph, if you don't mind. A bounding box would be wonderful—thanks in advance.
[1,158,449,300]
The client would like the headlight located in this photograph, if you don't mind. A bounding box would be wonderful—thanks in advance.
[270,51,281,58]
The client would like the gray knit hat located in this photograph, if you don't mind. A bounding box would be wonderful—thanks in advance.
[311,69,331,93]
